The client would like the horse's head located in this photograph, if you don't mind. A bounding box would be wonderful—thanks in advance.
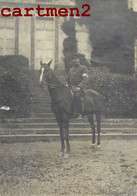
[39,59,52,87]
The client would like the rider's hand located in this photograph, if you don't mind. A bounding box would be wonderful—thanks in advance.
[76,87,81,91]
[65,84,69,87]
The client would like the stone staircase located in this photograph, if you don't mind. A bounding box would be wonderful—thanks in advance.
[0,70,137,142]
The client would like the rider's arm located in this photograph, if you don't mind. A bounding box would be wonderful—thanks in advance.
[78,66,89,89]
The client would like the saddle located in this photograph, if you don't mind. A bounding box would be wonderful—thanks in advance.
[69,87,95,115]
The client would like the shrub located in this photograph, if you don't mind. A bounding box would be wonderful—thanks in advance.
[88,66,137,117]
[78,53,89,68]
[62,18,78,72]
[0,55,31,118]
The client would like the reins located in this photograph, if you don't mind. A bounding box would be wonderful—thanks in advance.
[48,84,72,104]
[45,69,65,89]
[47,83,65,88]
[40,67,72,103]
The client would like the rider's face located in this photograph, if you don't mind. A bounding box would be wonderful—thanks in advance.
[73,58,79,66]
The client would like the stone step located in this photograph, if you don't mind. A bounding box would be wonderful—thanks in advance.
[30,113,55,118]
[0,127,137,136]
[31,90,49,94]
[31,110,52,113]
[31,101,50,103]
[0,118,57,123]
[0,118,137,123]
[31,99,50,102]
[31,88,49,92]
[31,102,51,106]
[31,109,52,112]
[0,122,137,129]
[30,109,52,113]
[1,133,137,143]
[31,93,50,97]
[31,91,50,94]
[30,103,51,110]
[31,98,51,102]
[30,104,51,108]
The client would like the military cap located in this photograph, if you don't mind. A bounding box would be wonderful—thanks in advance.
[72,54,79,59]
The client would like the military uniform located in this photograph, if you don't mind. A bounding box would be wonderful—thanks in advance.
[67,62,89,117]
[67,63,89,91]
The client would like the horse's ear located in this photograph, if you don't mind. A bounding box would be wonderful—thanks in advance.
[47,59,52,67]
[40,60,43,67]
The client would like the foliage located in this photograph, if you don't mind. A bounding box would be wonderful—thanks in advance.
[0,55,31,118]
[75,0,135,74]
[88,67,137,117]
[78,53,90,68]
[61,18,78,72]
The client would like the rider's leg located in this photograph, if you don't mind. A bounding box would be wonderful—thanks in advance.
[73,91,82,119]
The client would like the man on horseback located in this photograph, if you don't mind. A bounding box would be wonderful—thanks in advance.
[66,54,89,119]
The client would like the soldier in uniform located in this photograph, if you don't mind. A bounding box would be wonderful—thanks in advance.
[66,54,89,119]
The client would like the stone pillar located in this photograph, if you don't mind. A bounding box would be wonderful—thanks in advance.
[54,17,59,70]
[30,16,35,70]
[18,12,31,68]
[134,39,137,71]
[58,17,67,70]
[14,17,19,55]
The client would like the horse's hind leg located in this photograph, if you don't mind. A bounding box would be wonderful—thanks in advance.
[57,119,65,153]
[64,121,70,153]
[95,112,101,146]
[87,114,96,145]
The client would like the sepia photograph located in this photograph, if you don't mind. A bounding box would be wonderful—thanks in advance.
[0,0,137,195]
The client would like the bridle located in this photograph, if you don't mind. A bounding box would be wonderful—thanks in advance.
[40,67,65,89]
[40,66,73,104]
[47,83,65,88]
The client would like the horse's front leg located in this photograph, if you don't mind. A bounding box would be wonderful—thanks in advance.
[57,119,65,154]
[64,121,70,153]
[87,114,95,145]
[95,112,101,146]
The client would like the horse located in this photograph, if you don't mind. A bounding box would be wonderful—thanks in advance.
[39,60,104,156]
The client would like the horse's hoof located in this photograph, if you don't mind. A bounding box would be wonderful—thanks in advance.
[91,143,95,146]
[91,143,96,148]
[97,145,101,150]
[59,152,64,157]
[64,153,70,159]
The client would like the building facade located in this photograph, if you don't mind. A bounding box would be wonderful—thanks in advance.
[128,0,137,71]
[0,0,92,70]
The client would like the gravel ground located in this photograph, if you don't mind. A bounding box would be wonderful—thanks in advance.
[0,140,137,196]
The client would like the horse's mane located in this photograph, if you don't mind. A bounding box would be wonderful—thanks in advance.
[49,69,65,87]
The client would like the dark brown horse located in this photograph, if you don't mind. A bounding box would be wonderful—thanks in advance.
[39,60,104,156]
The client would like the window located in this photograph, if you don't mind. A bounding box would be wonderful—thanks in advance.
[36,0,53,2]
[36,40,43,50]
[0,18,15,55]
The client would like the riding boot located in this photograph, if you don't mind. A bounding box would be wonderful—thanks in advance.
[73,91,82,120]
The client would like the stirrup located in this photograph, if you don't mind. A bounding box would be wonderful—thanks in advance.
[75,114,82,120]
